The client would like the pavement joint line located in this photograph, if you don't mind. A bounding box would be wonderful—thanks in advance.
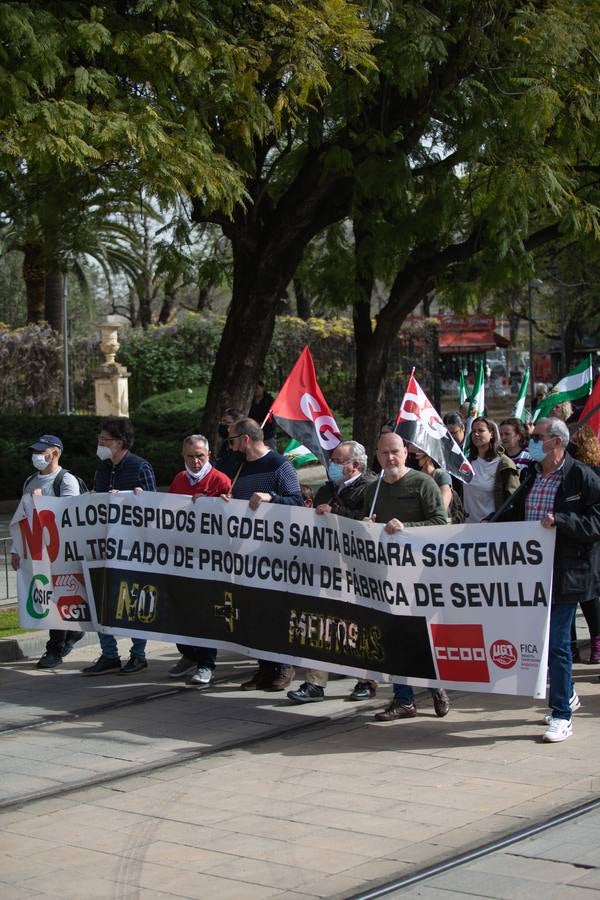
[344,793,600,900]
[0,694,379,814]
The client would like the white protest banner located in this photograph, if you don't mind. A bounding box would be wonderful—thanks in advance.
[11,492,555,698]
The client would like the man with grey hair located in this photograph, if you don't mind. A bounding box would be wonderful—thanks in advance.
[497,416,600,742]
[167,434,232,685]
[288,440,378,704]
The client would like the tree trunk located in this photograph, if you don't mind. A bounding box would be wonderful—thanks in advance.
[45,269,64,333]
[293,277,311,320]
[23,243,46,324]
[200,248,284,449]
[158,293,176,324]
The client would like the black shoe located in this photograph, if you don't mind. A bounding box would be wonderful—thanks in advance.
[432,688,450,717]
[119,656,148,675]
[82,655,121,676]
[349,681,376,701]
[287,682,325,703]
[37,652,62,669]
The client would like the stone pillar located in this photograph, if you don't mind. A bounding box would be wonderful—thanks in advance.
[94,318,130,417]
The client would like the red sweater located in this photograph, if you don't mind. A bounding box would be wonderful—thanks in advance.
[169,467,231,497]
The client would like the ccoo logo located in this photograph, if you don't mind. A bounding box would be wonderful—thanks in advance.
[430,623,490,683]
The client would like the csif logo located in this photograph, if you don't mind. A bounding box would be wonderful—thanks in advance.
[26,574,52,620]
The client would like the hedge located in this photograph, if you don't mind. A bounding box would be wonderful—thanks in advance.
[0,411,203,502]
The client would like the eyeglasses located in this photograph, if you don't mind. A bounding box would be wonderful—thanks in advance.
[97,435,116,444]
[530,434,549,443]
[227,433,244,445]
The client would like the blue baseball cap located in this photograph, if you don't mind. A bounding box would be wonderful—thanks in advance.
[30,434,63,452]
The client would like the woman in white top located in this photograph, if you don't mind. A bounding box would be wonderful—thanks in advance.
[463,416,520,523]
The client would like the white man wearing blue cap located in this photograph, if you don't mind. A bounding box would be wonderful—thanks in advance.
[10,434,84,668]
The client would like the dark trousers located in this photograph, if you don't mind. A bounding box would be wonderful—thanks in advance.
[46,630,84,656]
[176,644,217,670]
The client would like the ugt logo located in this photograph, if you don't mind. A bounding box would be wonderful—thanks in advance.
[26,574,52,620]
[430,623,490,683]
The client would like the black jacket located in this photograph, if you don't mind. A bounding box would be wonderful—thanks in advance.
[314,472,376,520]
[495,454,600,603]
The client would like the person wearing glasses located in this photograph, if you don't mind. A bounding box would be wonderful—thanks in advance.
[225,417,303,691]
[167,434,231,686]
[82,417,157,676]
[288,440,377,704]
[495,417,600,743]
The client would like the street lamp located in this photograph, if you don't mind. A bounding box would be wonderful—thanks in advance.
[527,278,543,409]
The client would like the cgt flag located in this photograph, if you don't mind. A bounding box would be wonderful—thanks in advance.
[269,346,341,465]
[395,372,474,483]
[577,375,600,438]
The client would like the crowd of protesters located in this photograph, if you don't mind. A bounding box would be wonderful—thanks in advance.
[10,381,600,745]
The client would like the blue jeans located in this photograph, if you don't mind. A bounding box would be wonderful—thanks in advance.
[176,644,217,670]
[99,634,146,660]
[548,601,577,720]
[393,684,438,705]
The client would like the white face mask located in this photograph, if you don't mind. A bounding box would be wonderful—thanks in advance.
[185,460,211,482]
[96,444,113,461]
[31,453,50,471]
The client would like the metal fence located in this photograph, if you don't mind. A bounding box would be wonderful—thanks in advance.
[0,537,17,607]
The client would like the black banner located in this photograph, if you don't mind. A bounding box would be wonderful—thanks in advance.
[91,566,436,679]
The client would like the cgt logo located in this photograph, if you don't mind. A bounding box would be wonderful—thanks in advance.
[57,596,91,622]
[26,574,52,620]
[54,573,91,621]
[431,623,490,683]
[490,639,518,669]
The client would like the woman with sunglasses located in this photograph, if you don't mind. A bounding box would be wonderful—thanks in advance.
[463,416,520,522]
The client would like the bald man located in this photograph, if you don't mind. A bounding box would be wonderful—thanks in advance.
[362,431,450,721]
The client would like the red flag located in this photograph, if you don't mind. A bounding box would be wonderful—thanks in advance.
[269,346,341,465]
[578,375,600,438]
[396,372,474,483]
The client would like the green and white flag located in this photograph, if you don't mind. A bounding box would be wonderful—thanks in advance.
[458,369,469,406]
[463,360,486,454]
[283,438,318,469]
[511,367,530,422]
[467,360,485,420]
[532,355,593,422]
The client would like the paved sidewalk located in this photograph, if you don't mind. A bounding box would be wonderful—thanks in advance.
[0,638,599,899]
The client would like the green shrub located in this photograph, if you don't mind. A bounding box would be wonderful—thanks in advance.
[0,411,202,501]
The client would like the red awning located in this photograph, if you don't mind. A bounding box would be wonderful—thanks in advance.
[439,330,510,353]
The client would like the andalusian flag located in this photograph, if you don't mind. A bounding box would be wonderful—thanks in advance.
[458,370,469,406]
[269,346,341,465]
[511,368,530,422]
[532,355,594,422]
[467,360,485,420]
[283,439,318,469]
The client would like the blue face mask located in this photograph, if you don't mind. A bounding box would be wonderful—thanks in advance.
[528,439,546,462]
[328,462,345,483]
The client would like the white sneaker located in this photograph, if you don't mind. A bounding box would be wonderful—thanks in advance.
[188,666,212,685]
[543,691,581,724]
[543,717,573,742]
